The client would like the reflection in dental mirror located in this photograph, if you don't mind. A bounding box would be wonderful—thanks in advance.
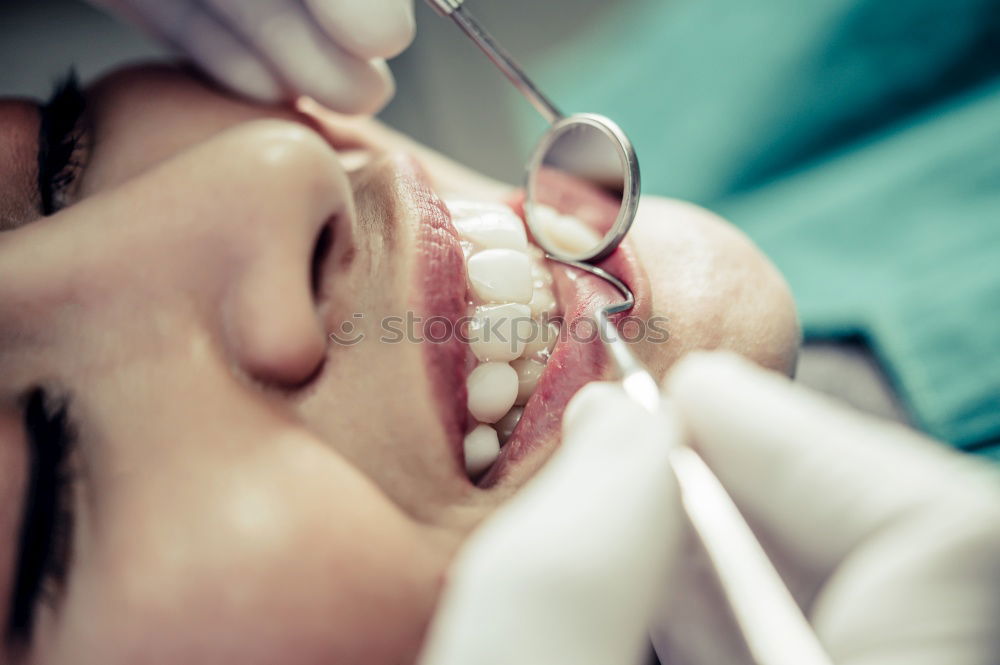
[525,114,639,264]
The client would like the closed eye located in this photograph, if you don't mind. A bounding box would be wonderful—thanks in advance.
[37,71,90,216]
[5,389,77,646]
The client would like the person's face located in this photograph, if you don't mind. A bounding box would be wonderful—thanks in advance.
[0,64,798,665]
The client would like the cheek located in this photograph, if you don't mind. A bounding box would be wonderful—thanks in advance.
[630,197,799,377]
[38,443,450,665]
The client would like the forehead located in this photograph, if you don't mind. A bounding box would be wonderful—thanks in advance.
[0,100,41,230]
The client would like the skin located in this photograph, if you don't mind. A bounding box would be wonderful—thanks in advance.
[0,64,799,665]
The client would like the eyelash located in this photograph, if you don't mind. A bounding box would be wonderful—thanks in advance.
[6,389,78,645]
[37,71,89,216]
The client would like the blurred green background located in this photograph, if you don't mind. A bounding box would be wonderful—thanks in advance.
[3,0,998,458]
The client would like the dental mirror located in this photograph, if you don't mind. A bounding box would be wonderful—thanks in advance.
[525,113,640,264]
[425,0,640,268]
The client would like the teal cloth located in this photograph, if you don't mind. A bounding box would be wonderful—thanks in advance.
[513,0,1000,457]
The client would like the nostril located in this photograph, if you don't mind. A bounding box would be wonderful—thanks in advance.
[311,223,334,298]
[228,218,332,389]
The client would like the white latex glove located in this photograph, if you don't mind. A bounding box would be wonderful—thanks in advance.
[89,0,414,113]
[419,382,684,665]
[654,352,1000,665]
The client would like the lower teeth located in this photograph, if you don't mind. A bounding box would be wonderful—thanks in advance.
[463,424,501,477]
[494,406,523,444]
[447,201,560,479]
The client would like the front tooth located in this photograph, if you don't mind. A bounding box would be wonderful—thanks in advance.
[464,424,501,477]
[511,357,545,405]
[468,303,532,362]
[453,210,528,251]
[523,321,559,357]
[495,406,524,443]
[467,249,533,304]
[467,362,519,423]
[542,214,603,256]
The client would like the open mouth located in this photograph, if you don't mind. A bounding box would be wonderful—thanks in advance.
[447,199,645,489]
[445,200,562,476]
[401,154,648,490]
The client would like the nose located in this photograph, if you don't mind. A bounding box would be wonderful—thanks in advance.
[209,121,354,387]
[0,119,354,388]
[225,240,328,387]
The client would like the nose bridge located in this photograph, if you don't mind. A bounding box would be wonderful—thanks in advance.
[219,123,357,386]
[0,120,356,394]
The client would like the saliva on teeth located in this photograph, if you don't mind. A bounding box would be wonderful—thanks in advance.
[446,201,568,479]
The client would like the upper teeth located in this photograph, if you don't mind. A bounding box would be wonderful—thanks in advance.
[468,302,533,363]
[468,249,533,303]
[447,201,561,479]
[453,209,528,252]
[466,362,519,423]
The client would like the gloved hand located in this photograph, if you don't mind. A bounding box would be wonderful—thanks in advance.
[419,382,684,665]
[653,352,1000,665]
[89,0,414,113]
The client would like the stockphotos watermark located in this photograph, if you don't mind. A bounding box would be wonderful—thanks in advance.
[328,311,670,349]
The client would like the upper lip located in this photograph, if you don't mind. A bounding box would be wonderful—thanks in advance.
[399,155,472,475]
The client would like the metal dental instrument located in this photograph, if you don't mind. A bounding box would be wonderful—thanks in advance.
[426,3,834,665]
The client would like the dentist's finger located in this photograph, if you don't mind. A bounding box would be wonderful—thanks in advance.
[303,0,416,60]
[420,382,683,665]
[110,0,285,103]
[666,351,1000,575]
[204,0,395,113]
